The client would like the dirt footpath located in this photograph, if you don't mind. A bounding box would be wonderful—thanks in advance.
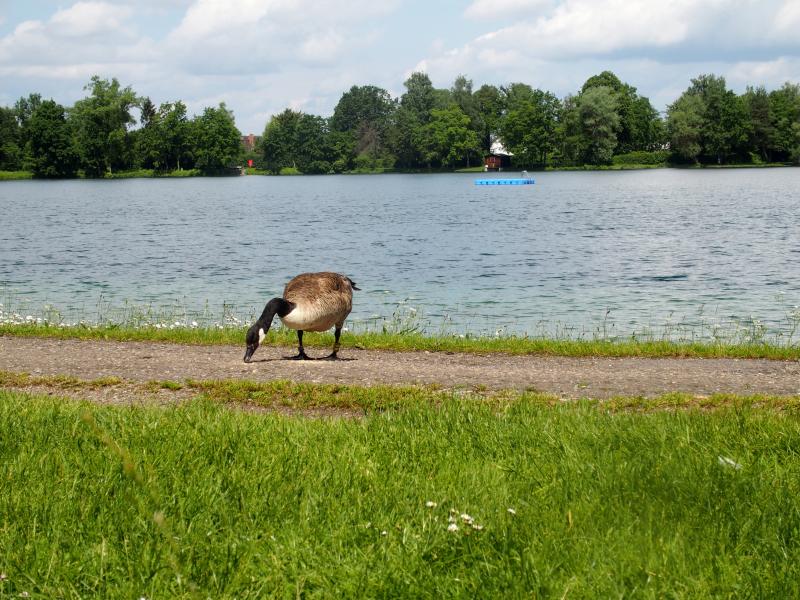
[2,335,799,399]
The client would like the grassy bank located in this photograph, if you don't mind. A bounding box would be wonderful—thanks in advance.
[0,170,33,180]
[1,389,799,597]
[3,322,800,360]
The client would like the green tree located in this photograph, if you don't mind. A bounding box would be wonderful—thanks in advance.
[499,88,560,167]
[473,84,505,153]
[160,101,192,171]
[582,71,662,153]
[71,76,138,176]
[27,100,79,178]
[135,101,192,171]
[577,86,620,164]
[191,103,242,174]
[260,109,331,173]
[330,85,395,134]
[743,86,773,162]
[678,74,751,164]
[400,72,436,123]
[0,106,22,170]
[294,113,332,173]
[261,109,301,174]
[667,93,704,163]
[330,85,396,168]
[423,105,480,168]
[768,83,800,163]
[390,73,439,169]
[552,94,583,166]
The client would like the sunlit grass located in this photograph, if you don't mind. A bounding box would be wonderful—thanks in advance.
[3,321,800,360]
[0,170,33,180]
[3,290,800,359]
[1,389,799,597]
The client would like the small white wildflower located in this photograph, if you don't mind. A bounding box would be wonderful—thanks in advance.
[191,321,198,327]
[381,530,387,536]
[507,508,517,516]
[0,572,7,580]
[460,513,474,524]
[718,456,742,470]
[471,524,484,531]
[447,523,459,532]
[20,593,30,599]
[448,515,457,523]
[425,501,437,508]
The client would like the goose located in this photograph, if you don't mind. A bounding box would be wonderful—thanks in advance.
[243,272,360,363]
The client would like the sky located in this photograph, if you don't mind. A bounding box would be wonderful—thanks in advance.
[1,0,799,134]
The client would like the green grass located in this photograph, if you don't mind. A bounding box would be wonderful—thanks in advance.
[1,389,800,597]
[104,168,202,179]
[3,322,800,360]
[0,170,33,180]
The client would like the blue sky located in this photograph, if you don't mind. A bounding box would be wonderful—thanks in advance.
[1,0,799,134]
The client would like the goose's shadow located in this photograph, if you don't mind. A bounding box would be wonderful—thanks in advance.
[245,356,357,363]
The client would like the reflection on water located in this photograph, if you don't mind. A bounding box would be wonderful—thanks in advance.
[1,168,799,338]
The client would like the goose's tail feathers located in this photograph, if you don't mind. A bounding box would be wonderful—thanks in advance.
[347,277,361,291]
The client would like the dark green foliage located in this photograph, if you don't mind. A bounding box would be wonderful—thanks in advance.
[191,103,242,174]
[578,86,620,165]
[0,106,22,170]
[768,83,800,163]
[612,150,670,165]
[71,76,138,176]
[667,74,754,165]
[260,109,332,174]
[3,71,799,177]
[423,105,480,168]
[26,100,79,178]
[136,100,193,171]
[473,84,505,153]
[499,87,560,167]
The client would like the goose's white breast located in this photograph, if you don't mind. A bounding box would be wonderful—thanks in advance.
[280,304,337,332]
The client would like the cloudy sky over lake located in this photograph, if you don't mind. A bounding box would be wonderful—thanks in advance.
[1,0,799,134]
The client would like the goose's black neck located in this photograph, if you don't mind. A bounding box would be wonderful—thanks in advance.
[256,297,293,326]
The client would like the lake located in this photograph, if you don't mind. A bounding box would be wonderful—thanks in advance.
[2,169,799,340]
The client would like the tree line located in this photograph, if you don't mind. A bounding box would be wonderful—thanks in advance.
[0,76,242,177]
[1,71,799,178]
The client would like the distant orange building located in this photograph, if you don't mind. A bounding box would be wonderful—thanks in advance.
[241,133,260,152]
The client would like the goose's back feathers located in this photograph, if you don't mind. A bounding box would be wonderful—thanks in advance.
[280,272,356,332]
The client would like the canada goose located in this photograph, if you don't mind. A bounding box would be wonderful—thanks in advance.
[243,272,360,363]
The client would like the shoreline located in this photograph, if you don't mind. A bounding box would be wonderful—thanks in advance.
[2,162,796,180]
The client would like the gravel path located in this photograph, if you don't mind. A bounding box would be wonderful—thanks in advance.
[2,336,800,399]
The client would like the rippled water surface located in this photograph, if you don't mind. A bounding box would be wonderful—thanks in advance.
[2,169,799,336]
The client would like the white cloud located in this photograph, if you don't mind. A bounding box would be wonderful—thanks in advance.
[49,2,134,37]
[415,0,800,104]
[465,0,555,20]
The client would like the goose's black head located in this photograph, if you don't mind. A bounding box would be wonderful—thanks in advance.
[244,323,265,363]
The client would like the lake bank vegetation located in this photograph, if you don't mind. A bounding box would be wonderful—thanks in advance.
[1,72,799,179]
[1,388,799,596]
[3,322,800,361]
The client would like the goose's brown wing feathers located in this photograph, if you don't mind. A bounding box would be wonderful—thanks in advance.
[280,272,354,332]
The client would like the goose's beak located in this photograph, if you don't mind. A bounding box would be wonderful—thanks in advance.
[243,345,256,363]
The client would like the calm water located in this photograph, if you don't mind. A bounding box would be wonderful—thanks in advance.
[2,169,799,337]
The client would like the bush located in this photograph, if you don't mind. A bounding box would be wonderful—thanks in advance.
[612,150,670,165]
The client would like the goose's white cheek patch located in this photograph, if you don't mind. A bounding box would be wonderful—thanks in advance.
[258,328,266,344]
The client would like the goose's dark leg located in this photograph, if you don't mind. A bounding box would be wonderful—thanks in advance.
[323,325,342,360]
[288,330,310,360]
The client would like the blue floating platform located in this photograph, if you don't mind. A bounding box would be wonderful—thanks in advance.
[474,178,535,186]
